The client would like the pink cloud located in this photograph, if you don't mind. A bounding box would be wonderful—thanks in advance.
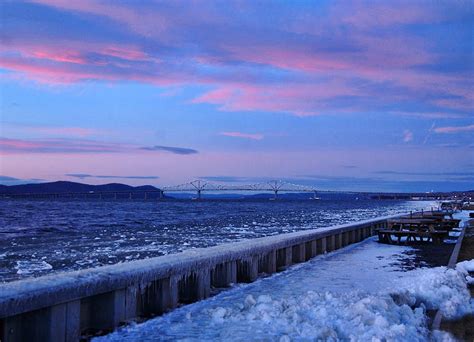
[101,46,154,62]
[27,126,102,137]
[193,80,364,116]
[390,112,467,119]
[434,125,474,134]
[2,123,108,139]
[0,54,175,85]
[32,51,87,64]
[0,137,200,156]
[0,56,108,84]
[219,131,264,140]
[333,2,443,29]
[1,1,470,119]
[0,137,124,154]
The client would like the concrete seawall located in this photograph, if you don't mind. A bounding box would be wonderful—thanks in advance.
[1,214,407,341]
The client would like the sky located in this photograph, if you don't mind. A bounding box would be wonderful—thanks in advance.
[0,0,473,192]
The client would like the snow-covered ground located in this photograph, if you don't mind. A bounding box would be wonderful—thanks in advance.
[96,212,474,341]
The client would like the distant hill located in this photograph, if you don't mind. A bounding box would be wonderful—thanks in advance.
[0,181,159,194]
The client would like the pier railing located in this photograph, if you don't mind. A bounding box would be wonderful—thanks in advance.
[1,214,407,341]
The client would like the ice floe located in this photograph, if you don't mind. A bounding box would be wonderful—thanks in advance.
[15,260,53,275]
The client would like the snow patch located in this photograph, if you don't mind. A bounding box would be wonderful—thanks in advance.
[392,265,473,319]
[96,260,473,342]
[456,259,474,274]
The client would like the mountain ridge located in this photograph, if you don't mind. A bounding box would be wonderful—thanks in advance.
[0,181,159,194]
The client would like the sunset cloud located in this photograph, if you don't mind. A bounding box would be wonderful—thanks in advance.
[0,1,471,118]
[219,132,264,140]
[2,123,104,138]
[0,137,124,154]
[139,145,198,155]
[434,125,474,134]
[65,173,159,180]
[1,1,473,192]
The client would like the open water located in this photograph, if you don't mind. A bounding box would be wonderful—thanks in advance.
[0,199,436,282]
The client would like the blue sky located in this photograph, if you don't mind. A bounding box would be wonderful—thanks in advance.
[0,0,473,191]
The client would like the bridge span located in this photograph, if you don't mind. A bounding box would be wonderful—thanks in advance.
[161,180,318,199]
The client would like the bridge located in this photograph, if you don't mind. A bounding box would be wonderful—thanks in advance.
[161,180,318,199]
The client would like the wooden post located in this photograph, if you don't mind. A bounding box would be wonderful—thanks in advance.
[1,301,80,342]
[237,256,259,283]
[258,250,276,274]
[276,247,292,270]
[305,240,317,260]
[178,270,210,303]
[316,238,327,254]
[211,261,237,288]
[81,290,126,332]
[292,243,306,263]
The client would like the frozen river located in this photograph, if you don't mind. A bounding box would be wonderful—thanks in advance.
[0,199,436,282]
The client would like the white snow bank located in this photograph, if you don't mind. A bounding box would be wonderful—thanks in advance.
[203,291,429,341]
[392,264,473,319]
[456,259,474,274]
[199,264,473,341]
[456,259,474,286]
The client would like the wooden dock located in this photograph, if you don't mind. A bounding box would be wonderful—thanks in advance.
[377,210,460,245]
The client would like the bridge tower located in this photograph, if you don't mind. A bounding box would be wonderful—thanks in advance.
[269,180,282,200]
[191,180,205,200]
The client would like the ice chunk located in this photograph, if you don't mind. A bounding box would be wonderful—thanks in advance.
[456,259,474,274]
[15,260,53,275]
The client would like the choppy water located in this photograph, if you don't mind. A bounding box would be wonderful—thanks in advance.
[0,199,435,283]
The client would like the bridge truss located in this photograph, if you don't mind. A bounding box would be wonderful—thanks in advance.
[161,180,318,199]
